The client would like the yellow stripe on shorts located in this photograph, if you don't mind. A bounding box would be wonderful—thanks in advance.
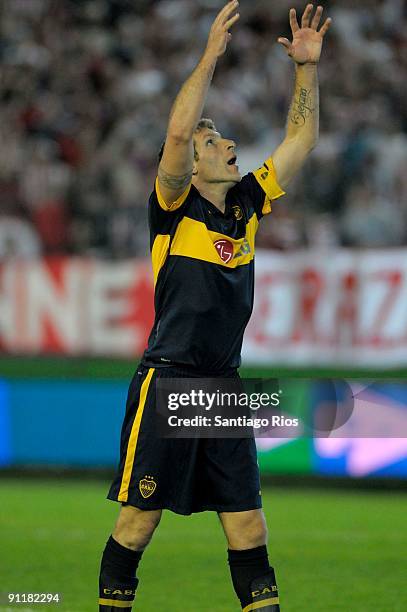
[118,368,155,502]
[242,597,280,611]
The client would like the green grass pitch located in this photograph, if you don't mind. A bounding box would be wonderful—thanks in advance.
[0,479,406,612]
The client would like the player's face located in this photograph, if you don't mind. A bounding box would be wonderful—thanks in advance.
[193,129,241,184]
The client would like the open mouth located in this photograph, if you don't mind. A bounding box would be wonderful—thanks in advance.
[227,156,237,166]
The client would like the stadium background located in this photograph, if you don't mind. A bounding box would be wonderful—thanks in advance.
[1,0,406,611]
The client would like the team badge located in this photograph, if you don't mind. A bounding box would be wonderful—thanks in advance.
[139,475,157,498]
[214,239,234,264]
[232,205,243,221]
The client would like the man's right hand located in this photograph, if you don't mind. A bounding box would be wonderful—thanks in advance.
[158,1,240,210]
[205,0,240,59]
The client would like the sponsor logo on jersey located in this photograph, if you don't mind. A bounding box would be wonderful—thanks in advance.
[214,239,234,264]
[234,238,251,259]
[139,475,157,498]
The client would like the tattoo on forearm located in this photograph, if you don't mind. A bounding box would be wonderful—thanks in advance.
[290,87,314,126]
[158,167,192,190]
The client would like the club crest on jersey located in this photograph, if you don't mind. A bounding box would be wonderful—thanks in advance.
[214,239,234,263]
[139,475,156,498]
[232,205,243,221]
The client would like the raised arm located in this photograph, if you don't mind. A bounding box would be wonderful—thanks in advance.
[157,0,240,209]
[271,4,332,190]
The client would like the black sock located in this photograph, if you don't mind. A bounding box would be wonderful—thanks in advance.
[228,546,280,610]
[99,535,143,611]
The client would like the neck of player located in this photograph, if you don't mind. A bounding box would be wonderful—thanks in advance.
[192,179,235,214]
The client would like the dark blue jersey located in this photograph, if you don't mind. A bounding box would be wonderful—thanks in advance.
[142,158,285,372]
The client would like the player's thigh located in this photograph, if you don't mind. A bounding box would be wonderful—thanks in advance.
[219,508,268,550]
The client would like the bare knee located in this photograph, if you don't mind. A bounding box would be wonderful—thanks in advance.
[220,509,268,550]
[113,505,161,551]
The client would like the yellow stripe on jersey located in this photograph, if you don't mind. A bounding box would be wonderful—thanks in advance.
[242,597,280,611]
[118,368,155,503]
[98,598,133,608]
[155,177,191,211]
[170,214,259,268]
[253,157,285,216]
[151,234,170,285]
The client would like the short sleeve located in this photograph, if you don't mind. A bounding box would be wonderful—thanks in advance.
[249,157,286,219]
[148,180,193,247]
[154,177,191,212]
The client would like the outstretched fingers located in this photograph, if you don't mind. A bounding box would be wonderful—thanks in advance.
[289,8,299,34]
[224,12,240,31]
[291,4,332,36]
[311,5,323,30]
[319,17,332,37]
[277,37,292,53]
[301,4,313,28]
[218,0,239,25]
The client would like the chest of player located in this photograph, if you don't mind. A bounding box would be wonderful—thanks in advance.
[169,197,258,267]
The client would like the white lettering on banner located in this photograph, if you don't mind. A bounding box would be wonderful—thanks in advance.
[0,258,154,356]
[25,259,83,352]
[88,263,142,354]
[0,252,407,365]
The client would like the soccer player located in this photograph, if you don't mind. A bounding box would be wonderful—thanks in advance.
[99,3,331,610]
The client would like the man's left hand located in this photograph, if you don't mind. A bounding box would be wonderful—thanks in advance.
[278,4,332,65]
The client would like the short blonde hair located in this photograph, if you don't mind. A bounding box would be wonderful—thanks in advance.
[158,118,217,162]
[194,118,216,133]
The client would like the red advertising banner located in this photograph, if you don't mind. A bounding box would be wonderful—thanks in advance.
[245,250,407,366]
[1,250,407,365]
[0,258,154,356]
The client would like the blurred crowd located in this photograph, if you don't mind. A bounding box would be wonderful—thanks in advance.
[0,0,406,259]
